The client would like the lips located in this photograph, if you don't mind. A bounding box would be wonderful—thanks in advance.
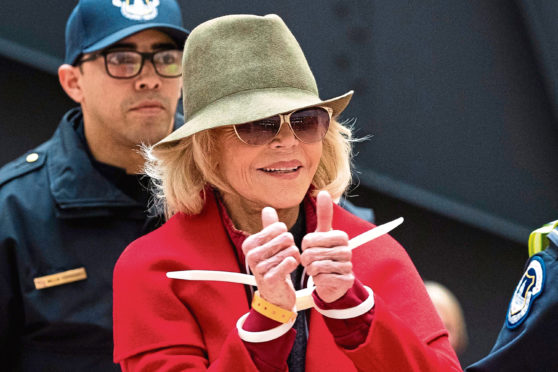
[258,161,303,173]
[130,100,165,111]
[260,166,301,173]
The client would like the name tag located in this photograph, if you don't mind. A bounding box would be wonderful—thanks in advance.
[34,267,87,290]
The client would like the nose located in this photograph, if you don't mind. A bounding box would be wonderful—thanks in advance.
[134,60,161,91]
[270,116,298,148]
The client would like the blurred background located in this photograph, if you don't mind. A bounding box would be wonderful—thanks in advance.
[1,0,557,366]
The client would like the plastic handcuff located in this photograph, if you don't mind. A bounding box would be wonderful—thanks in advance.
[167,217,402,342]
[236,284,375,342]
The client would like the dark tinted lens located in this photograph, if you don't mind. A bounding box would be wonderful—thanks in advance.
[153,50,182,77]
[105,51,141,78]
[289,107,330,143]
[234,117,282,145]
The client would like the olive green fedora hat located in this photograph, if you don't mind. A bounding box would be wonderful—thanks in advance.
[157,14,353,146]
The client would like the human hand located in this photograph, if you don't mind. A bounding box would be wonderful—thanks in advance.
[242,207,300,310]
[301,191,353,303]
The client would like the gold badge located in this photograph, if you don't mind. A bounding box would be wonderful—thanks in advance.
[34,267,87,290]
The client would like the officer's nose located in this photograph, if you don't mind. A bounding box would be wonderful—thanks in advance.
[134,61,161,90]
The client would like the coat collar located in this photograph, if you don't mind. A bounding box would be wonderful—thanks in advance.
[47,107,183,212]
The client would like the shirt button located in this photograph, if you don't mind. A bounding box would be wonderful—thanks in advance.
[26,153,39,163]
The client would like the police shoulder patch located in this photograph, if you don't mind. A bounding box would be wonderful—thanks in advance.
[506,256,546,329]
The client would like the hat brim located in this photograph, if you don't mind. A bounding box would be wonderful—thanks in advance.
[83,23,189,55]
[156,88,353,147]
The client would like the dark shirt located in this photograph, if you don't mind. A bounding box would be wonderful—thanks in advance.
[76,122,151,207]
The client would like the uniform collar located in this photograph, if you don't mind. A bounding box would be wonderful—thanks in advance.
[549,228,558,249]
[47,107,183,212]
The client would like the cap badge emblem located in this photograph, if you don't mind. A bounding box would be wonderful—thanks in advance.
[112,0,160,21]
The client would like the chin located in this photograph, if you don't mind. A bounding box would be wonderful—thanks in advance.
[265,192,307,210]
[136,129,172,146]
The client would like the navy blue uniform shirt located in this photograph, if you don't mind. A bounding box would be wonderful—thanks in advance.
[0,108,182,371]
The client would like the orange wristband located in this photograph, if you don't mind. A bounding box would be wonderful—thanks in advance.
[251,292,297,323]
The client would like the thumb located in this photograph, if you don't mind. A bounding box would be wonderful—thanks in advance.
[261,206,279,228]
[316,190,333,232]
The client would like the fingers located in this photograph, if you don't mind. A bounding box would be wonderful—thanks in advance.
[241,206,300,309]
[303,259,353,278]
[243,206,288,263]
[258,255,299,285]
[304,250,354,303]
[301,238,352,280]
[301,230,349,252]
[300,244,351,267]
[247,235,300,274]
[242,220,287,256]
[312,272,355,303]
[316,190,333,233]
[257,255,298,309]
[261,206,279,228]
[301,195,354,302]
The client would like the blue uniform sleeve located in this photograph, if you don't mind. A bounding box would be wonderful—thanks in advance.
[0,155,46,369]
[467,238,558,371]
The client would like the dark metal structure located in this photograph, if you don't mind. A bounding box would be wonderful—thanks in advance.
[1,0,556,366]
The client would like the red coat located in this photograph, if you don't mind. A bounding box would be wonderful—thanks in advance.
[113,192,461,371]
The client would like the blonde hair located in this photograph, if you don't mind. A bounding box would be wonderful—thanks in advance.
[144,119,354,217]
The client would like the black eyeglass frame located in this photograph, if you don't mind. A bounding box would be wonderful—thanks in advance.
[76,49,183,79]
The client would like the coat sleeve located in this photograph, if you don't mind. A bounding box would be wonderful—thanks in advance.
[119,335,267,372]
[330,224,462,371]
[341,296,461,371]
[466,249,558,371]
[118,315,296,372]
[113,239,290,372]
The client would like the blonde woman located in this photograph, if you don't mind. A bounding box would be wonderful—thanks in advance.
[113,14,461,371]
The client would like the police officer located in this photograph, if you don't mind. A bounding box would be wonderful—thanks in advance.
[0,0,188,370]
[467,221,558,371]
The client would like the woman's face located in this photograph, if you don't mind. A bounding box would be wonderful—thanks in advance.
[215,122,323,212]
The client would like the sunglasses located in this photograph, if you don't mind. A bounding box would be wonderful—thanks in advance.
[233,107,332,146]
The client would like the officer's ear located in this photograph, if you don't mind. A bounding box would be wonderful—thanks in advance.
[58,64,83,103]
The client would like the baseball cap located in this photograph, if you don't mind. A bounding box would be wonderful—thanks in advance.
[64,0,190,65]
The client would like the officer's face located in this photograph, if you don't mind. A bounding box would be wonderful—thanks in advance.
[76,30,182,152]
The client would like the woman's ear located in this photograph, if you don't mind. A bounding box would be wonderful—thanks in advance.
[58,64,83,103]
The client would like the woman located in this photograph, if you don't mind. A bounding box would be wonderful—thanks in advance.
[113,14,461,371]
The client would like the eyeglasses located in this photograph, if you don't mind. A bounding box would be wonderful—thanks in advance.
[233,106,332,146]
[76,49,182,79]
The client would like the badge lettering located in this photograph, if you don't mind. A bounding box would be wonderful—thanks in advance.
[34,267,88,290]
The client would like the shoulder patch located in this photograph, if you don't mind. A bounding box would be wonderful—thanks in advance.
[0,151,47,188]
[506,256,546,329]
